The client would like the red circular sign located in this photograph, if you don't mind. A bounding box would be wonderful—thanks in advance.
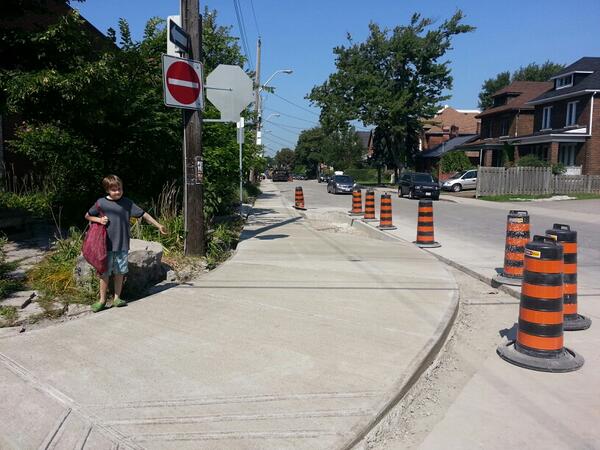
[166,61,201,104]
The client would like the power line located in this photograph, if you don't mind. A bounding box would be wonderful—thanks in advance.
[270,92,320,116]
[232,0,253,70]
[268,131,298,145]
[263,134,295,148]
[265,121,308,131]
[263,107,320,125]
[249,0,261,37]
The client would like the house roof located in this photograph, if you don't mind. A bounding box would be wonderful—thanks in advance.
[424,106,480,134]
[477,81,553,118]
[528,57,600,104]
[418,134,478,158]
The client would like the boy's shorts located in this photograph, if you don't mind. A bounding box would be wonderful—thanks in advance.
[103,251,129,276]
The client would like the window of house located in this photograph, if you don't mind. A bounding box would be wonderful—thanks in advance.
[542,106,552,130]
[559,143,578,166]
[555,74,573,90]
[566,101,578,126]
[500,119,509,136]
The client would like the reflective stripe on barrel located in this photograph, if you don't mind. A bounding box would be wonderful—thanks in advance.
[379,194,393,228]
[351,188,363,214]
[415,199,435,244]
[515,235,564,356]
[546,224,579,319]
[294,186,305,209]
[364,190,376,219]
[502,210,530,279]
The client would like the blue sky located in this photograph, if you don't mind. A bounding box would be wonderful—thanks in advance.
[76,0,600,156]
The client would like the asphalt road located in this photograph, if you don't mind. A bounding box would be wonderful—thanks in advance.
[277,180,600,295]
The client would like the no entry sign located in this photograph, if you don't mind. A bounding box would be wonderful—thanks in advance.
[162,54,204,110]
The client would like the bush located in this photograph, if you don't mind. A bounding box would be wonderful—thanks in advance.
[344,168,378,183]
[27,227,97,305]
[0,235,23,300]
[206,222,240,269]
[516,155,548,167]
[440,151,473,173]
[0,191,54,217]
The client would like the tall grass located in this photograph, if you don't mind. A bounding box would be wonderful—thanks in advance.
[0,235,23,300]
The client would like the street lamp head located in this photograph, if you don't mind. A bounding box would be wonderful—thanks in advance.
[282,69,293,74]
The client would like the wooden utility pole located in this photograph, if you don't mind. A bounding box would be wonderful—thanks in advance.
[181,0,205,255]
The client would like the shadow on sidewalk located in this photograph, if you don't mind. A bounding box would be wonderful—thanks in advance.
[240,216,302,241]
[499,323,518,340]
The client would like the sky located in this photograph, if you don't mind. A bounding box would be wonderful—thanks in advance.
[76,0,600,156]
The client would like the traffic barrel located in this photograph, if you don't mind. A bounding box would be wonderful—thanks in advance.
[497,235,584,372]
[363,189,377,222]
[293,186,306,210]
[377,194,396,230]
[348,187,363,216]
[546,224,591,331]
[414,199,440,248]
[493,210,530,286]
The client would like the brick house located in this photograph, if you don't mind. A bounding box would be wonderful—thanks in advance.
[458,81,552,167]
[503,57,600,175]
[420,106,480,151]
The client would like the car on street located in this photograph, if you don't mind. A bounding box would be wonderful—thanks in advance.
[327,175,355,194]
[318,173,330,183]
[441,169,478,192]
[272,169,290,182]
[397,172,440,200]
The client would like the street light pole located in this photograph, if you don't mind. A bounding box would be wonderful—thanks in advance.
[256,69,293,145]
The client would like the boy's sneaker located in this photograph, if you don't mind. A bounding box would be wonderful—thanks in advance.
[113,298,127,307]
[91,302,108,313]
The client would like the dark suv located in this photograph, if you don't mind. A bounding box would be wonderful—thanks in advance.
[398,172,440,200]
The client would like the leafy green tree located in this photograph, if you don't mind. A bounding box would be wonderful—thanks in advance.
[308,12,474,174]
[440,151,473,173]
[274,148,295,169]
[294,127,327,177]
[2,6,254,221]
[478,61,565,110]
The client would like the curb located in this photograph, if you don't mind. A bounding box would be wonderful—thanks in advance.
[336,288,459,450]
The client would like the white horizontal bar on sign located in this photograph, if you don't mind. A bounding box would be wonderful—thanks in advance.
[167,78,199,88]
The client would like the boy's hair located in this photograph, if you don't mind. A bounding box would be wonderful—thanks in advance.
[102,175,123,192]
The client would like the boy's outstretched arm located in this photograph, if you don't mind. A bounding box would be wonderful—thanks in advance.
[142,212,167,235]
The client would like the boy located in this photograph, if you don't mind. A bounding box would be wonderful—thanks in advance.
[85,175,167,312]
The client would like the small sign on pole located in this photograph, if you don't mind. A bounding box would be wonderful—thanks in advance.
[169,18,189,54]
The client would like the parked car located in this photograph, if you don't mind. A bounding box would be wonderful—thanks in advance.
[441,169,478,192]
[397,172,440,200]
[327,175,355,194]
[318,173,330,183]
[292,173,307,180]
[272,169,290,182]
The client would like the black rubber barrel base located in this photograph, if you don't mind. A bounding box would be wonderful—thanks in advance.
[414,241,441,248]
[493,274,523,286]
[497,341,584,373]
[362,218,378,222]
[564,314,592,331]
[348,211,363,216]
[378,225,397,230]
[294,206,307,211]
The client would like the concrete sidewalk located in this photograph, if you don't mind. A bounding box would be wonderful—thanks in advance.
[346,195,600,449]
[0,181,458,449]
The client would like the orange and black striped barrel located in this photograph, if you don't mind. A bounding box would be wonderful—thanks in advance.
[349,188,363,215]
[546,224,591,331]
[415,199,439,247]
[378,194,396,230]
[294,186,306,210]
[363,190,376,220]
[501,210,530,279]
[516,236,564,357]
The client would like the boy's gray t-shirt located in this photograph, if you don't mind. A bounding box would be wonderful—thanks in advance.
[88,197,144,251]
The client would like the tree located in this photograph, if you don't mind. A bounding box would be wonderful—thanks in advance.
[308,12,474,174]
[274,148,295,169]
[440,151,473,173]
[2,6,253,221]
[478,61,565,110]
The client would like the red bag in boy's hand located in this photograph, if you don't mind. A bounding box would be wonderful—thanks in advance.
[82,203,108,274]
